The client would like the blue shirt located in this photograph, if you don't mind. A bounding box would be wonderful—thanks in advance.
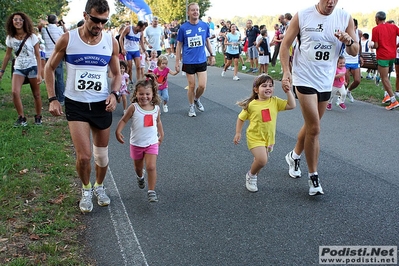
[177,20,210,64]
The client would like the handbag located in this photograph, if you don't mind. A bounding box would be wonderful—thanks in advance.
[11,35,30,84]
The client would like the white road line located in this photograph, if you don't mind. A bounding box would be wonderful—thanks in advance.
[105,167,149,266]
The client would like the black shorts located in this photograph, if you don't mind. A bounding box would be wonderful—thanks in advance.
[395,58,399,65]
[182,62,207,75]
[65,97,112,130]
[294,86,331,102]
[225,53,240,60]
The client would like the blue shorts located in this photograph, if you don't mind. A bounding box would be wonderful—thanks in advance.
[126,50,140,61]
[345,63,360,70]
[13,66,38,78]
[40,51,46,60]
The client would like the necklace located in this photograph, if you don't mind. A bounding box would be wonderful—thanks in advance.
[82,30,101,44]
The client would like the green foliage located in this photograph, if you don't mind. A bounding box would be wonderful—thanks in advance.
[0,0,70,44]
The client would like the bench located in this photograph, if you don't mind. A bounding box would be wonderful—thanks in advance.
[361,52,378,70]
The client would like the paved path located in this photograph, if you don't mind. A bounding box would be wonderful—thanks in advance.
[84,61,399,265]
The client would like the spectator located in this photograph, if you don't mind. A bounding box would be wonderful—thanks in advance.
[207,16,215,30]
[0,12,43,126]
[371,11,399,110]
[360,32,375,80]
[256,29,271,74]
[169,19,179,57]
[270,16,284,67]
[245,19,260,73]
[41,14,67,105]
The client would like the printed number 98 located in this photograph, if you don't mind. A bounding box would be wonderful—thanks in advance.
[315,51,330,61]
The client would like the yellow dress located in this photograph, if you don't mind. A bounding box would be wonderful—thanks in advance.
[238,97,287,151]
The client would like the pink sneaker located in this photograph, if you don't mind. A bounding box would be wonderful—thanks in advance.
[326,103,332,110]
[338,103,347,110]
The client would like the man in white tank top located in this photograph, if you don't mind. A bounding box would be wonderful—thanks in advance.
[280,0,359,196]
[44,0,122,213]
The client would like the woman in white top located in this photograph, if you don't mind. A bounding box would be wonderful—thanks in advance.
[0,12,42,126]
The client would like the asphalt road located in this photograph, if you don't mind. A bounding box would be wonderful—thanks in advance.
[83,61,399,266]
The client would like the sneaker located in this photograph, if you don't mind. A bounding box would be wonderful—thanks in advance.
[245,172,258,192]
[148,191,159,202]
[93,185,111,206]
[385,100,399,110]
[375,76,380,85]
[137,169,146,189]
[308,175,324,196]
[285,151,301,178]
[188,105,196,117]
[382,94,391,104]
[233,76,240,81]
[366,75,372,80]
[347,90,354,103]
[395,92,399,98]
[326,103,332,111]
[184,86,189,90]
[79,188,93,212]
[228,66,233,70]
[34,115,42,125]
[194,99,204,112]
[338,103,347,110]
[246,68,254,73]
[221,70,226,77]
[163,104,168,113]
[252,68,259,73]
[14,116,27,127]
[182,71,186,76]
[241,65,247,71]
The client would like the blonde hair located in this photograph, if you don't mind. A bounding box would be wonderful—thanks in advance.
[157,55,168,66]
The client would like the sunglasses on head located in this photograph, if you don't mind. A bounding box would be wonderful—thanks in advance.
[87,13,108,24]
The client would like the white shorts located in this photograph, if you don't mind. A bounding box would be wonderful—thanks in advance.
[259,55,270,65]
[164,39,170,49]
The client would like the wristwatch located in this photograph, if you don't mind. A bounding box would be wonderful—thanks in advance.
[111,91,120,100]
[346,39,354,47]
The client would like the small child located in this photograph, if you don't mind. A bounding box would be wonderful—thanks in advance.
[153,55,179,113]
[327,55,347,110]
[233,74,296,192]
[115,74,164,202]
[256,29,271,75]
[119,61,130,113]
[147,50,158,73]
[139,47,147,79]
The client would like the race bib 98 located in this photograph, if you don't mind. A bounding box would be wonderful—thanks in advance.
[307,41,336,63]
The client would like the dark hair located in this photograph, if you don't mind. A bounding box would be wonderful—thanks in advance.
[131,73,161,105]
[77,19,85,27]
[5,12,34,38]
[237,74,274,110]
[85,0,110,14]
[120,60,127,69]
[362,33,369,39]
[375,11,386,21]
[136,20,145,27]
[285,13,292,20]
[338,55,345,61]
[48,14,57,24]
[353,18,358,27]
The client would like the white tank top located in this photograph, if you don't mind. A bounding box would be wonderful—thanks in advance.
[130,103,160,147]
[343,29,359,64]
[292,6,351,92]
[124,26,142,52]
[65,29,113,102]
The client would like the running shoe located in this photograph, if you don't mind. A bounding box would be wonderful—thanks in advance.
[194,99,204,112]
[347,90,354,103]
[245,172,258,192]
[14,116,27,127]
[385,100,399,110]
[93,185,111,206]
[188,105,196,117]
[382,95,391,104]
[338,103,347,110]
[79,188,93,212]
[308,175,324,196]
[285,151,301,178]
[34,115,42,125]
[233,76,240,81]
[221,70,225,77]
[148,191,159,202]
[326,103,332,111]
[163,104,168,113]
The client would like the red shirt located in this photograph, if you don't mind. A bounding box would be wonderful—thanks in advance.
[372,23,399,60]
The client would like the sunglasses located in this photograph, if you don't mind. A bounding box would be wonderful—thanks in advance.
[87,14,108,25]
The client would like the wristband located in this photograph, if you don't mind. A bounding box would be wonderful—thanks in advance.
[346,39,354,47]
[111,91,120,100]
[48,96,58,103]
[0,70,4,73]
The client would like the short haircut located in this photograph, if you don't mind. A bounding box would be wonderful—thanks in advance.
[85,0,109,14]
[375,11,386,21]
[48,14,57,24]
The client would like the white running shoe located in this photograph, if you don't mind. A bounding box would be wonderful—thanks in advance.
[79,188,93,212]
[285,151,301,178]
[194,99,204,112]
[221,70,226,77]
[163,104,168,113]
[308,175,324,196]
[347,90,354,103]
[245,172,258,192]
[188,105,196,117]
[233,76,240,81]
[93,185,111,206]
[242,65,247,71]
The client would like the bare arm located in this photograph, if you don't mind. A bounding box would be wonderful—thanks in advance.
[175,41,182,72]
[233,118,245,145]
[341,16,359,56]
[284,90,296,110]
[115,104,135,144]
[119,27,129,55]
[106,37,122,112]
[0,47,13,80]
[157,109,164,145]
[33,42,42,82]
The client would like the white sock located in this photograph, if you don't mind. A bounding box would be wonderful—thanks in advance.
[292,151,301,159]
[391,96,396,103]
[309,172,318,177]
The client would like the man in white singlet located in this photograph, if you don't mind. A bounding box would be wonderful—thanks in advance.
[120,20,146,82]
[280,0,359,196]
[44,0,122,213]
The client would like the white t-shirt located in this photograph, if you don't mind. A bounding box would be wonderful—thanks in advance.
[6,34,39,69]
[41,24,64,58]
[144,26,163,51]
